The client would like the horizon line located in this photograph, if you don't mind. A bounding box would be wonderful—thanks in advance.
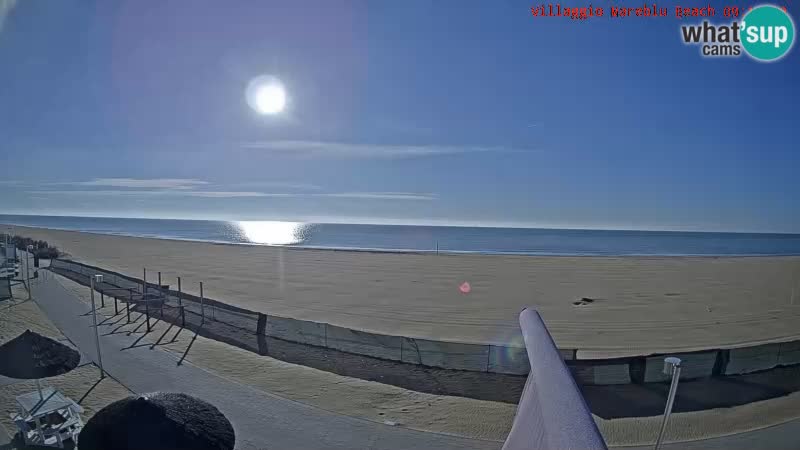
[1,212,799,236]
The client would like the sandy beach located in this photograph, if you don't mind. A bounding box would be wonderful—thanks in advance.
[2,239,798,446]
[6,225,800,357]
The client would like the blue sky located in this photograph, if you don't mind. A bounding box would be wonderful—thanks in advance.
[0,1,798,232]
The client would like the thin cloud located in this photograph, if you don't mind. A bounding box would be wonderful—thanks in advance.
[240,140,513,159]
[28,189,436,201]
[28,190,289,198]
[230,181,322,191]
[315,192,436,201]
[72,178,209,190]
[0,0,17,33]
[184,191,291,198]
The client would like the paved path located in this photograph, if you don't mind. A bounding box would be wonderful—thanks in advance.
[30,275,499,450]
[621,418,800,450]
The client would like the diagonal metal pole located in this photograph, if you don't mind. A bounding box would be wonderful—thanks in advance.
[654,357,682,450]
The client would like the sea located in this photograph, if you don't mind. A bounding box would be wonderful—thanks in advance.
[1,214,800,256]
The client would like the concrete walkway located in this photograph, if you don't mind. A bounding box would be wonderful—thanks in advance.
[30,274,499,450]
[621,418,800,450]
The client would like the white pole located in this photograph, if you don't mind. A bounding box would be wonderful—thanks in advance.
[90,275,105,379]
[654,357,682,450]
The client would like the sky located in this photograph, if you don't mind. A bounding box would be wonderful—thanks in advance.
[0,0,798,232]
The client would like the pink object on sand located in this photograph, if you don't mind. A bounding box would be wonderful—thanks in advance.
[459,282,471,294]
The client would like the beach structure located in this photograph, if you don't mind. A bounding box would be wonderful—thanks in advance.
[10,388,85,448]
[0,240,18,281]
[0,330,84,447]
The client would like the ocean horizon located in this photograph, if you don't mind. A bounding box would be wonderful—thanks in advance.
[2,214,800,256]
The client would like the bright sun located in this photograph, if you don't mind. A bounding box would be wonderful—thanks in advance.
[246,76,287,115]
[254,84,286,114]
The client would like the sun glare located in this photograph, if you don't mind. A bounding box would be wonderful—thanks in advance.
[237,221,304,245]
[246,76,287,115]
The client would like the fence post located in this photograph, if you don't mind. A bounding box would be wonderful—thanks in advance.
[100,291,105,309]
[178,277,185,328]
[127,289,132,324]
[114,294,119,315]
[143,268,147,297]
[158,271,163,318]
[145,298,151,332]
[200,282,205,325]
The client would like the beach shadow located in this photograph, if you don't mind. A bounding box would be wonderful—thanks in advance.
[178,332,199,366]
[169,326,183,344]
[103,320,137,336]
[122,329,155,351]
[98,314,126,328]
[127,317,159,336]
[149,322,176,349]
[96,313,123,327]
[77,377,104,404]
[582,364,800,419]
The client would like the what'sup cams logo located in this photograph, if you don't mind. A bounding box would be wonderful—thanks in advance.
[681,5,795,62]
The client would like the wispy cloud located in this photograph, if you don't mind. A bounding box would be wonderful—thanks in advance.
[229,181,322,191]
[315,192,436,201]
[72,178,210,190]
[0,0,17,33]
[240,140,514,159]
[185,191,291,198]
[28,189,436,201]
[28,190,289,198]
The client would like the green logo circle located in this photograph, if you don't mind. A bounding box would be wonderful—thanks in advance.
[741,5,795,62]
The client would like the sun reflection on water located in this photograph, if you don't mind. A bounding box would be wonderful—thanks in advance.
[235,221,307,245]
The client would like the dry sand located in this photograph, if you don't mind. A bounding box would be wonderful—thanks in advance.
[8,225,800,357]
[0,284,132,443]
[53,274,800,445]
